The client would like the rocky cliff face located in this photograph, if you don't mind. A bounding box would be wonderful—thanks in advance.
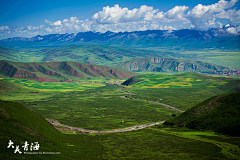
[0,60,137,81]
[118,57,228,73]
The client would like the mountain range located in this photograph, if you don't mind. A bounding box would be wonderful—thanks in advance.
[0,26,239,77]
[1,26,239,49]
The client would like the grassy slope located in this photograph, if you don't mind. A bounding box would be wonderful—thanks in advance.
[0,79,178,130]
[122,73,240,89]
[1,100,239,159]
[1,45,240,69]
[1,77,240,159]
[178,50,240,69]
[164,93,240,136]
[0,100,107,159]
[121,73,240,111]
[2,73,239,130]
[0,45,162,66]
[20,84,180,130]
[0,78,108,102]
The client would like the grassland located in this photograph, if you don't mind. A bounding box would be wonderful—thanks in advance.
[0,45,163,66]
[2,45,240,69]
[98,125,240,159]
[1,73,239,130]
[144,47,240,68]
[1,99,239,159]
[126,73,230,88]
[164,92,240,136]
[122,73,240,111]
[0,100,106,160]
[1,72,240,159]
[18,84,180,130]
[2,78,106,92]
[0,78,106,102]
[0,78,179,130]
[181,50,240,68]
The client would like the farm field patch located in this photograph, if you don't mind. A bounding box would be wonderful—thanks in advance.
[122,73,240,110]
[1,78,106,91]
[0,78,106,102]
[181,51,240,68]
[127,73,233,89]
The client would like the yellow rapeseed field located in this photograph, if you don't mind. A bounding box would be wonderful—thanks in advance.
[185,78,192,81]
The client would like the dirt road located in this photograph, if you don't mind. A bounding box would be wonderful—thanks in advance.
[120,96,185,112]
[47,86,183,134]
[47,119,166,134]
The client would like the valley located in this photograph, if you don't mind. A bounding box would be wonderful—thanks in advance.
[0,28,240,160]
[1,72,240,159]
[2,0,240,159]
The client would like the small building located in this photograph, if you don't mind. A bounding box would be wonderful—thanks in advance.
[172,114,176,117]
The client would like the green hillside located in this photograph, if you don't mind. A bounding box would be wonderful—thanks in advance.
[122,73,240,89]
[1,75,240,159]
[0,100,106,159]
[0,45,163,66]
[121,73,240,111]
[1,45,240,69]
[1,100,238,159]
[164,93,240,136]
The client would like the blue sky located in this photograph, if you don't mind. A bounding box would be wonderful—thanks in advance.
[0,0,240,39]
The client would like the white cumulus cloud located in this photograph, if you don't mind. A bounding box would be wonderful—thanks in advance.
[216,9,240,23]
[226,26,240,34]
[1,0,240,39]
[92,4,158,24]
[0,25,10,31]
[45,19,62,26]
[164,6,189,22]
[186,0,238,30]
